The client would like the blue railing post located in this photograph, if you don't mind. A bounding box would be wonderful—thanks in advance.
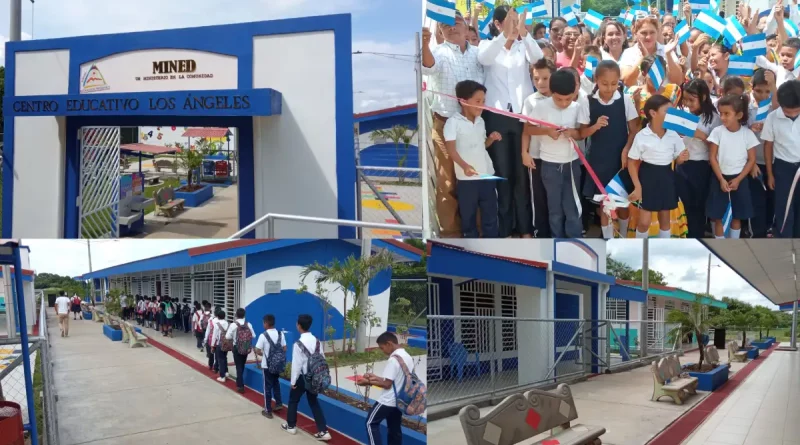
[12,243,39,445]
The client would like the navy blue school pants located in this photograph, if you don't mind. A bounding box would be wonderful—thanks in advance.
[366,403,403,445]
[749,164,775,237]
[206,343,217,371]
[216,348,228,378]
[456,180,499,238]
[287,377,327,432]
[540,160,583,238]
[262,369,282,412]
[675,160,711,238]
[772,159,800,237]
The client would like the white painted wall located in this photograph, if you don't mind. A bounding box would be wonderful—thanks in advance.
[11,50,70,238]
[252,31,339,238]
[137,126,237,152]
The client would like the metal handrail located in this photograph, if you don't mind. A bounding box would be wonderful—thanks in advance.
[229,213,423,239]
[356,166,421,173]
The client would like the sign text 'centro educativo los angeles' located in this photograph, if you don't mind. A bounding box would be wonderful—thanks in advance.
[11,93,252,114]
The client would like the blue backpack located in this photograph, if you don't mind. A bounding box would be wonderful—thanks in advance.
[264,331,286,375]
[297,339,331,394]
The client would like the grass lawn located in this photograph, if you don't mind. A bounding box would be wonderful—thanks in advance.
[142,177,181,214]
[33,346,44,444]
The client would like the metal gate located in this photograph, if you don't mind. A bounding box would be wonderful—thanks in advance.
[78,126,121,238]
[427,281,443,382]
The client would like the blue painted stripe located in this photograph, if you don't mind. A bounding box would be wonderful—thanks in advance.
[552,261,616,284]
[427,244,547,288]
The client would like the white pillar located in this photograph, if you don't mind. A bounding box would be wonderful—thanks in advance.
[791,300,798,349]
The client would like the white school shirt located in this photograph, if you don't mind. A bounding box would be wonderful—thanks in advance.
[527,97,590,163]
[478,33,544,113]
[521,91,549,158]
[191,310,207,332]
[211,319,229,348]
[204,315,218,346]
[55,296,70,314]
[255,329,286,368]
[120,295,127,308]
[761,108,800,163]
[627,126,685,165]
[683,114,721,161]
[422,41,484,118]
[225,318,256,345]
[443,113,494,180]
[291,332,320,385]
[591,90,639,121]
[377,348,415,407]
[579,74,594,96]
[755,56,796,88]
[708,126,760,175]
[619,43,666,84]
[601,48,622,62]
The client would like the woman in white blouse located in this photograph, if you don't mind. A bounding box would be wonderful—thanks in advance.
[596,20,628,62]
[477,6,544,237]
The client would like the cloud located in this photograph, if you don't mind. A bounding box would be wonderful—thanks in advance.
[681,267,700,281]
[352,39,417,112]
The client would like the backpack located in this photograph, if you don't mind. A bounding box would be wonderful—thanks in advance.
[219,322,234,352]
[264,331,286,375]
[164,303,175,319]
[391,354,427,416]
[235,321,253,356]
[197,311,210,333]
[296,339,331,394]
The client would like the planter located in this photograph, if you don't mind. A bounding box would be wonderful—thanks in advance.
[751,339,773,349]
[740,347,759,359]
[242,364,426,445]
[683,364,730,391]
[83,311,93,320]
[387,324,426,338]
[103,324,122,341]
[174,184,213,207]
[408,337,427,349]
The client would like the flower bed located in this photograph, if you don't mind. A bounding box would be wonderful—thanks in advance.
[102,324,122,341]
[242,364,426,445]
[683,363,730,391]
[174,184,213,207]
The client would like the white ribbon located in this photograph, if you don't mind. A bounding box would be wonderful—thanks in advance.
[780,166,800,235]
[570,160,582,218]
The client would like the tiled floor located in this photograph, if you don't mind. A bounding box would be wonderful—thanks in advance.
[681,350,800,445]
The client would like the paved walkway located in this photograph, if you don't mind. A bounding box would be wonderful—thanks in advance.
[48,308,318,445]
[139,184,238,238]
[680,348,800,445]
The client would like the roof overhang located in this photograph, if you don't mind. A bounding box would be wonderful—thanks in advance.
[426,241,547,288]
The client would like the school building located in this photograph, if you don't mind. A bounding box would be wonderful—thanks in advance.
[75,239,422,357]
[0,245,37,336]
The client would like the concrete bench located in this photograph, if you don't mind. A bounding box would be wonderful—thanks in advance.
[459,384,605,445]
[651,355,698,405]
[123,322,148,348]
[155,187,185,218]
[705,345,722,366]
[727,340,747,362]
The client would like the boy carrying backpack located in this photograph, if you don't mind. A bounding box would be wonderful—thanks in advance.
[358,331,427,445]
[282,314,331,441]
[225,308,255,394]
[254,314,286,419]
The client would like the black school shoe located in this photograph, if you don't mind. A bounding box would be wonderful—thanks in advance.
[237,387,244,394]
[262,409,273,419]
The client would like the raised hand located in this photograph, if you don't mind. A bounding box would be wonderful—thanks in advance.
[518,10,529,37]
[422,27,432,45]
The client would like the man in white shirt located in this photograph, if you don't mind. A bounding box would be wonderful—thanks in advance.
[358,332,416,445]
[54,291,71,338]
[225,308,256,393]
[422,11,484,238]
[254,314,286,419]
[120,294,128,320]
[203,303,218,372]
[282,314,331,441]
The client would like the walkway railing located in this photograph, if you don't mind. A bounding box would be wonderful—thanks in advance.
[427,315,688,411]
[229,213,423,239]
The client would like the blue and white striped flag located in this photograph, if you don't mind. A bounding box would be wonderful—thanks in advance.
[689,0,710,13]
[561,6,579,26]
[709,0,719,12]
[675,20,691,45]
[605,173,630,202]
[756,97,772,121]
[573,0,582,12]
[795,51,800,72]
[618,8,626,22]
[531,1,548,17]
[740,33,767,58]
[585,56,599,80]
[722,198,732,237]
[426,0,457,25]
[633,5,648,18]
[693,10,726,40]
[787,20,800,38]
[624,10,634,26]
[727,55,756,76]
[515,3,535,24]
[672,1,680,15]
[664,107,701,137]
[647,57,666,89]
[724,16,747,46]
[584,9,604,31]
[479,14,493,39]
[481,0,496,5]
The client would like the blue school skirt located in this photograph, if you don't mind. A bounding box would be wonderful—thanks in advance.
[707,174,753,220]
[640,162,678,212]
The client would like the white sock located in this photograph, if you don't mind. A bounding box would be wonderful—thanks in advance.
[715,234,724,239]
[659,229,671,239]
[618,218,629,238]
[729,228,741,239]
[635,229,648,238]
[601,224,613,239]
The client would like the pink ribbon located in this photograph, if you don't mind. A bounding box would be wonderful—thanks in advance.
[423,84,617,218]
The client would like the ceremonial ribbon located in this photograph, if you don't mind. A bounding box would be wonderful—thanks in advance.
[423,84,618,219]
[780,167,800,235]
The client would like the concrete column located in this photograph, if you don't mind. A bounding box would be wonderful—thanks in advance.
[791,300,798,349]
[517,285,546,385]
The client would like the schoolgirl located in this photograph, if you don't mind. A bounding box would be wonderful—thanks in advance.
[675,78,720,239]
[706,94,759,239]
[580,60,640,239]
[628,95,689,238]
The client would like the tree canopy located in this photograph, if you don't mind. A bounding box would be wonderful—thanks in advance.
[606,255,668,285]
[34,272,86,297]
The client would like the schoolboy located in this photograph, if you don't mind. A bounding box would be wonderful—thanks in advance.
[254,314,286,418]
[764,80,800,237]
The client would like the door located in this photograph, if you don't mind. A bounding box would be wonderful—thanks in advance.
[78,126,121,238]
[156,281,162,296]
[555,292,581,363]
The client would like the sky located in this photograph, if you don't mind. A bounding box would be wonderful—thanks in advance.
[0,0,421,113]
[607,239,777,310]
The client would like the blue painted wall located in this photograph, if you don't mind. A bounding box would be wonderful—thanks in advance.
[359,143,419,179]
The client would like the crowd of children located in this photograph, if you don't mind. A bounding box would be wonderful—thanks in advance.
[424,0,800,239]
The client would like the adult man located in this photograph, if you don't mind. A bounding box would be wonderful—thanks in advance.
[423,11,484,238]
[54,292,71,338]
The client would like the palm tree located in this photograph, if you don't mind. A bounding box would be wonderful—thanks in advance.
[369,126,418,182]
[299,247,395,353]
[725,309,758,346]
[666,296,712,369]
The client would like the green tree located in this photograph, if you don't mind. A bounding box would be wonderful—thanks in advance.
[103,288,123,317]
[34,273,86,297]
[719,309,759,346]
[631,269,668,285]
[606,255,635,279]
[753,306,778,338]
[174,138,218,188]
[583,0,628,16]
[369,126,418,182]
[666,296,713,369]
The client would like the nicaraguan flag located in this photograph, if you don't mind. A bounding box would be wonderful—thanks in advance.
[795,51,800,72]
[634,5,648,18]
[481,0,496,5]
[709,0,719,11]
[689,0,710,13]
[694,10,726,40]
[585,56,598,80]
[584,9,604,31]
[605,173,630,202]
[647,56,666,89]
[675,20,690,45]
[516,3,535,24]
[756,97,772,121]
[673,1,680,14]
[479,14,493,39]
[722,200,733,236]
[531,0,548,17]
[723,16,747,46]
[787,20,800,38]
[664,107,700,137]
[624,10,634,26]
[727,55,756,76]
[618,8,626,22]
[573,0,582,12]
[561,6,579,26]
[426,0,457,25]
[740,33,767,58]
